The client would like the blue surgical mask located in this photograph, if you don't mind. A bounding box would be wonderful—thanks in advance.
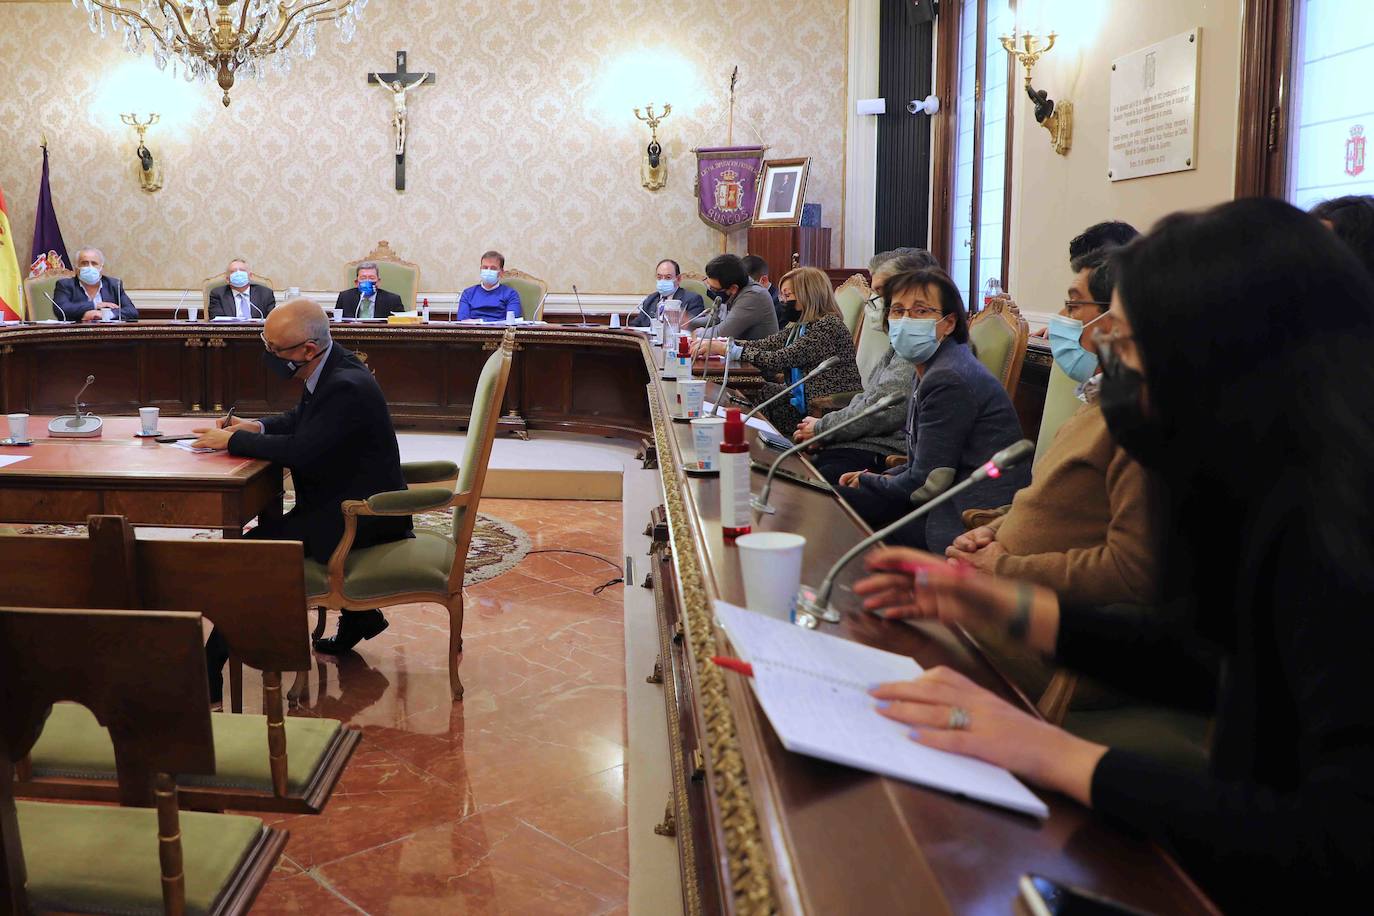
[228,269,250,288]
[78,266,101,285]
[480,268,499,287]
[358,279,377,297]
[656,278,675,296]
[888,317,940,363]
[1048,313,1104,383]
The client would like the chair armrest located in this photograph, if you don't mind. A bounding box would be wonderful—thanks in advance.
[884,454,906,470]
[343,486,453,517]
[808,391,860,416]
[401,460,458,484]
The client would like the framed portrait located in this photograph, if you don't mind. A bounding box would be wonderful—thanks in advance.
[753,157,810,227]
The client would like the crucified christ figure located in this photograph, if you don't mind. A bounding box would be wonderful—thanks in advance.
[372,71,432,156]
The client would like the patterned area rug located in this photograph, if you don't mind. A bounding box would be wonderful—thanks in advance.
[7,508,531,587]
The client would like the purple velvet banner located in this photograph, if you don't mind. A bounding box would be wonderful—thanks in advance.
[694,146,767,233]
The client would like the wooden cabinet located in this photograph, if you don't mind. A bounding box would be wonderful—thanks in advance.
[745,226,832,274]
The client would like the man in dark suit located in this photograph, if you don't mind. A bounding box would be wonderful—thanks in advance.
[207,258,276,319]
[741,254,783,324]
[192,299,412,698]
[687,253,779,341]
[630,258,705,327]
[335,261,403,319]
[52,246,138,322]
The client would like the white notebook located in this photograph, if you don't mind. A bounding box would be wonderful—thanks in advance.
[715,601,1049,819]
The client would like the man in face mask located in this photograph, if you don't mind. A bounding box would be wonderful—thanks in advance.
[52,247,138,322]
[336,261,403,320]
[629,258,705,328]
[191,299,413,698]
[208,258,277,320]
[945,246,1160,609]
[685,252,779,341]
[457,250,523,321]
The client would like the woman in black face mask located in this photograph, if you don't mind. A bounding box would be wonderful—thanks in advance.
[695,266,863,432]
[851,198,1374,913]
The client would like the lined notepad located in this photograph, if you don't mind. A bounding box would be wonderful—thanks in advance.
[715,601,1049,819]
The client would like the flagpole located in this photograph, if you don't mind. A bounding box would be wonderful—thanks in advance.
[720,67,739,255]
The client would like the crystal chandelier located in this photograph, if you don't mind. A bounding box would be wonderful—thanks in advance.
[72,0,370,107]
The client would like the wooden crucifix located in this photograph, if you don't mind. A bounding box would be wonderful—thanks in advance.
[367,51,435,191]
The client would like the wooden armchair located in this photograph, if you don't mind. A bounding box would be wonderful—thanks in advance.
[0,516,360,815]
[501,268,549,321]
[833,272,871,342]
[305,329,517,700]
[345,240,420,311]
[678,271,711,304]
[199,271,274,317]
[22,268,74,321]
[968,298,1029,398]
[0,607,287,915]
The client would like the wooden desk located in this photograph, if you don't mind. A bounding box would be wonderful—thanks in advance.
[644,374,1215,914]
[0,416,281,537]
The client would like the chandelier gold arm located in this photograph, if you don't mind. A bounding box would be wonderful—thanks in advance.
[260,0,352,49]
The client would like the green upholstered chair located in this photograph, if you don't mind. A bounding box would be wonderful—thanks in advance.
[500,268,548,321]
[968,298,1029,398]
[200,271,274,317]
[305,330,517,700]
[1034,361,1084,466]
[22,268,72,321]
[832,272,871,342]
[679,271,711,304]
[854,294,893,383]
[345,240,420,311]
[0,516,360,815]
[0,607,287,916]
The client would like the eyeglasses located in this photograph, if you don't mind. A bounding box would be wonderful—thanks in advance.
[1063,299,1110,318]
[888,305,942,320]
[261,332,317,356]
[1091,326,1135,371]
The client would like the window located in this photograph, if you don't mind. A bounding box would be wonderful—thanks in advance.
[1237,0,1374,205]
[933,0,1015,312]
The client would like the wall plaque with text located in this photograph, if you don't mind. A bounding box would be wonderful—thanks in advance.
[1108,29,1201,182]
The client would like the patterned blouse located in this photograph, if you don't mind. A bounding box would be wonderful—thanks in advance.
[740,314,864,431]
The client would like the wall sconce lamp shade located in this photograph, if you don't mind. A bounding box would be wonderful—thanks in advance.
[1000,31,1072,155]
[120,112,163,192]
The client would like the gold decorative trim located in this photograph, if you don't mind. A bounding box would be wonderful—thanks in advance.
[648,379,778,913]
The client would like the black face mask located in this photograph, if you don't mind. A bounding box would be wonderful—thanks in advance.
[263,350,302,380]
[780,299,801,323]
[1098,360,1167,468]
[711,285,735,304]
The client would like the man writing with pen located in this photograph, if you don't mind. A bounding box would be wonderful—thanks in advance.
[190,299,412,702]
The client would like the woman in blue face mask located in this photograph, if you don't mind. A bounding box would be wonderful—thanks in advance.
[834,267,1030,554]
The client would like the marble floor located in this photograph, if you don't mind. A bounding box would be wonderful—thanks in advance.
[248,497,629,915]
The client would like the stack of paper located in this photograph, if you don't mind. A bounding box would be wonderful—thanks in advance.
[715,601,1048,819]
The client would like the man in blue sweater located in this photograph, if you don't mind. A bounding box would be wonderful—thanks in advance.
[457,250,523,321]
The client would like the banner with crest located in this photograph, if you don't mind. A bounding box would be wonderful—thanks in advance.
[694,146,767,233]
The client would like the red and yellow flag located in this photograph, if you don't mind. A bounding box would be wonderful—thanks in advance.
[0,181,23,321]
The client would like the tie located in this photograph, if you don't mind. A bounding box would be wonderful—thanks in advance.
[237,293,248,318]
[359,296,373,319]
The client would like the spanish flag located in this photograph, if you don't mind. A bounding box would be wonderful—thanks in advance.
[0,181,22,321]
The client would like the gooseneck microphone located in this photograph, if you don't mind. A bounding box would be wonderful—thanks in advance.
[170,289,190,322]
[710,337,736,414]
[743,356,841,421]
[48,375,105,438]
[71,375,94,418]
[572,284,589,326]
[793,439,1035,625]
[750,392,906,513]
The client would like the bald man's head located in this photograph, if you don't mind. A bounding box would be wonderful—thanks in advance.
[262,299,331,379]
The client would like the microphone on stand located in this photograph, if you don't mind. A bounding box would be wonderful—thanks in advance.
[572,284,591,327]
[48,374,105,438]
[743,356,841,422]
[750,392,906,513]
[170,289,190,322]
[44,291,62,322]
[112,277,127,322]
[793,439,1035,625]
[710,338,736,415]
[249,300,266,321]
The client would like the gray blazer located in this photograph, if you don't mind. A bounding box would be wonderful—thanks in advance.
[812,348,915,456]
[689,280,778,341]
[859,339,1030,551]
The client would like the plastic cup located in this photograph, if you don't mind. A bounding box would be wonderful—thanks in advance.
[678,379,706,419]
[330,308,343,321]
[736,532,806,621]
[690,417,724,471]
[660,376,678,417]
[138,407,159,435]
[609,312,622,328]
[287,286,301,299]
[7,413,29,441]
[661,299,683,336]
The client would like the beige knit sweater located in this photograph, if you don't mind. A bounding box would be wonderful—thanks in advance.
[990,401,1158,606]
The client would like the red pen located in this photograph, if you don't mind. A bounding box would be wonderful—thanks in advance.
[710,656,754,677]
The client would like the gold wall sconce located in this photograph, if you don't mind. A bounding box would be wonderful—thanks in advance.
[1000,32,1072,156]
[120,112,163,192]
[633,102,672,191]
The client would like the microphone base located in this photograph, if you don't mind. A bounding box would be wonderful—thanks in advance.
[48,415,103,438]
[795,586,842,624]
[749,496,776,514]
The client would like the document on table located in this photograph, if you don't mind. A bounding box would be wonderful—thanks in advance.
[0,455,31,469]
[715,601,1049,819]
[172,440,219,454]
[705,403,777,433]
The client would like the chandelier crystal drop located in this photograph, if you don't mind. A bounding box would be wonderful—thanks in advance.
[72,0,369,107]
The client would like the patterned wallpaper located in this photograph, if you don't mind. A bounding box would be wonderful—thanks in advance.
[0,0,847,295]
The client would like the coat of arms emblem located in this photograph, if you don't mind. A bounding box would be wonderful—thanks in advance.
[715,169,743,212]
[1346,124,1366,178]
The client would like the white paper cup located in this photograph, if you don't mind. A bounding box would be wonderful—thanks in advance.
[7,413,29,441]
[288,286,301,299]
[660,376,679,417]
[690,417,724,471]
[609,312,621,328]
[736,532,806,621]
[678,379,706,419]
[138,407,159,434]
[330,308,343,321]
